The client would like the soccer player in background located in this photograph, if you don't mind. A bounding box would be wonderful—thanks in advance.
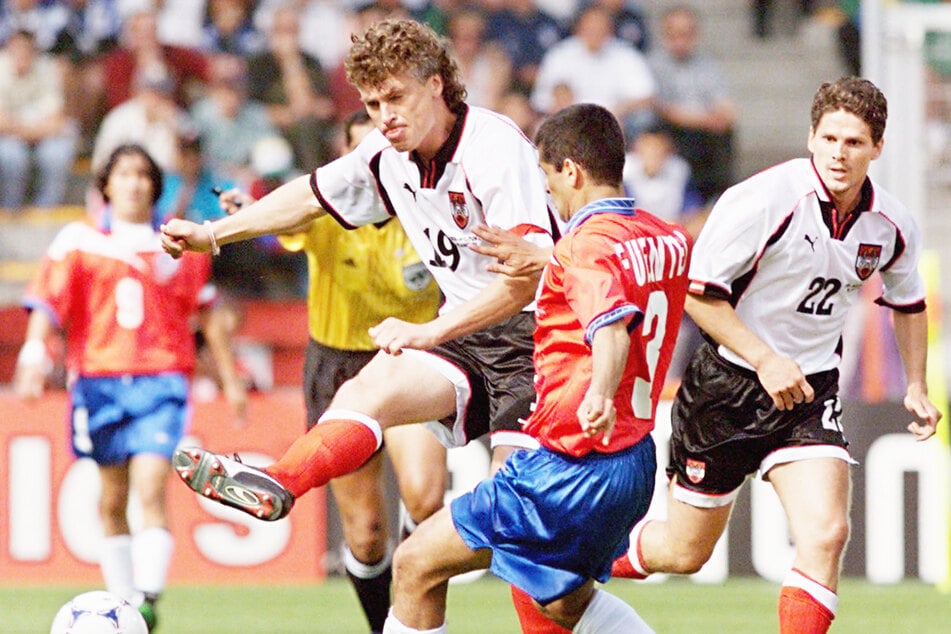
[611,76,941,634]
[382,103,690,634]
[13,144,247,631]
[160,18,558,629]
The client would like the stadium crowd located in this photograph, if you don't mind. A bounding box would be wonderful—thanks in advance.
[0,0,734,271]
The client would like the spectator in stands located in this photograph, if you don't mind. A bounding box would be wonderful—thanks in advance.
[483,0,564,95]
[247,3,336,171]
[100,9,211,111]
[623,124,705,231]
[497,89,542,138]
[531,5,655,140]
[0,30,77,210]
[201,0,266,57]
[91,71,190,174]
[0,0,70,54]
[585,0,650,52]
[54,0,124,154]
[253,0,351,72]
[447,7,512,112]
[752,0,816,39]
[649,5,736,203]
[154,0,206,48]
[189,63,279,186]
[157,130,271,298]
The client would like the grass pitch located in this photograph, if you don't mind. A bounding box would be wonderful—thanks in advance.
[9,576,951,633]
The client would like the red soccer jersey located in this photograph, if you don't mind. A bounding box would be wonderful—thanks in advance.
[23,220,214,377]
[524,199,690,456]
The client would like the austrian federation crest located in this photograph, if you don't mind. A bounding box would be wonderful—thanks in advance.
[449,191,469,229]
[685,458,706,484]
[855,243,882,281]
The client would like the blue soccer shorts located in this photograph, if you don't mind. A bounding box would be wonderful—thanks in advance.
[451,434,656,605]
[69,373,190,464]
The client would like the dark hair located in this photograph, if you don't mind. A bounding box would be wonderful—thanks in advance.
[345,19,467,111]
[344,109,372,147]
[811,76,887,144]
[96,144,164,205]
[534,103,626,187]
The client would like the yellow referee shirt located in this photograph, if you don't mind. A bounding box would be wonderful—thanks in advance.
[278,216,440,351]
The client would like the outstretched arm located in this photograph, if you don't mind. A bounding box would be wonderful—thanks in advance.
[578,320,630,446]
[893,310,942,440]
[161,174,324,257]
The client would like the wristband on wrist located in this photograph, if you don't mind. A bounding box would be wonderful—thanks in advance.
[203,220,221,256]
[17,339,48,367]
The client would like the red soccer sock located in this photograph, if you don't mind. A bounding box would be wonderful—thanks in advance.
[778,586,835,634]
[265,417,380,498]
[510,586,571,634]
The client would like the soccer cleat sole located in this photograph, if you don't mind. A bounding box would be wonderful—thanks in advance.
[172,448,291,521]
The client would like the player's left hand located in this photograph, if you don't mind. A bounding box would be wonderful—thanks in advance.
[369,318,439,355]
[469,224,550,277]
[904,382,941,441]
[160,218,209,258]
[578,392,617,446]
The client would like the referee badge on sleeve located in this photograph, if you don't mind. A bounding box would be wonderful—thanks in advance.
[686,458,706,484]
[855,243,882,280]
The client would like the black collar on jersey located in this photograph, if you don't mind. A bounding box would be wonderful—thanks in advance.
[409,103,468,189]
[817,175,873,240]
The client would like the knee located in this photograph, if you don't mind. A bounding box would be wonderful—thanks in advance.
[803,517,851,560]
[390,536,431,594]
[400,483,444,524]
[342,511,389,563]
[98,491,128,531]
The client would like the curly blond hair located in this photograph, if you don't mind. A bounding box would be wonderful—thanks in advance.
[345,19,467,111]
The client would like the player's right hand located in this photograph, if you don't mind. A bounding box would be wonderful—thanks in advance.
[755,352,814,411]
[160,218,210,258]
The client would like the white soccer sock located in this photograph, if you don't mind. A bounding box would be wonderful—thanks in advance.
[573,589,655,634]
[132,526,174,596]
[99,534,134,602]
[783,568,839,615]
[381,607,447,633]
[342,543,393,579]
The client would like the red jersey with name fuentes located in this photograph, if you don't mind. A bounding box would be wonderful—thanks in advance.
[23,219,215,377]
[524,198,690,456]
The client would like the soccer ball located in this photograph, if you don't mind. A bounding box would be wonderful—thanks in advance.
[50,591,148,634]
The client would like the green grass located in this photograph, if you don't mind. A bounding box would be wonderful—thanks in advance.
[9,576,951,633]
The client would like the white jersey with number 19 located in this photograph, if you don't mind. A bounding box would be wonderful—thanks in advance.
[310,104,556,313]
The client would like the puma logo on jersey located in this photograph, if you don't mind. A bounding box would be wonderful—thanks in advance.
[403,183,417,201]
[804,234,818,251]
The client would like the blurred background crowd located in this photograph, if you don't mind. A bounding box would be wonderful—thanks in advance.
[0,0,863,301]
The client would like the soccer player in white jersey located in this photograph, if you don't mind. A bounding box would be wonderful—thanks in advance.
[611,76,942,633]
[160,18,558,629]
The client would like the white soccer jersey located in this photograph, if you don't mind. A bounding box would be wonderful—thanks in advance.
[310,105,556,312]
[689,158,926,375]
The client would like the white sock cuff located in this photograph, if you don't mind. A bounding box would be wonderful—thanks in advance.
[629,520,651,576]
[783,569,839,614]
[402,510,419,535]
[319,408,383,447]
[382,607,447,634]
[342,543,393,579]
[574,590,655,634]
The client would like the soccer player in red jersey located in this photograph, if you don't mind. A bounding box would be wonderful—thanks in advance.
[381,103,690,633]
[14,144,246,630]
[611,77,941,634]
